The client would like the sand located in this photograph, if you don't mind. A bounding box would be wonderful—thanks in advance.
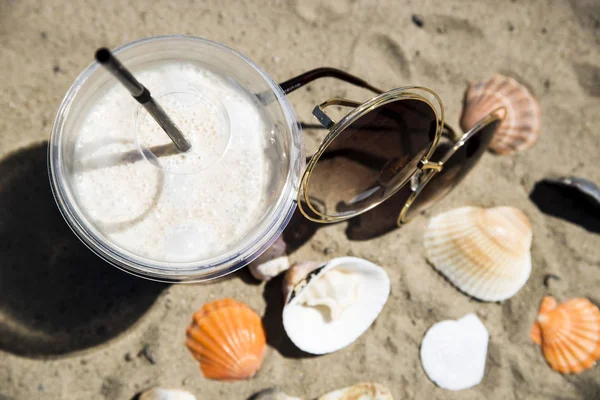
[0,0,599,399]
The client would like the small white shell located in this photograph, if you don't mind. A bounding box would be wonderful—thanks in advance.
[249,388,303,400]
[250,256,290,281]
[249,236,289,281]
[420,314,489,391]
[282,257,390,355]
[424,206,532,301]
[317,382,392,399]
[138,388,196,400]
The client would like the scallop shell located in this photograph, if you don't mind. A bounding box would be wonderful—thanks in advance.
[424,206,532,301]
[317,382,392,400]
[185,298,266,380]
[138,388,196,400]
[530,296,600,374]
[249,236,290,281]
[282,257,390,355]
[460,74,541,155]
[249,388,303,400]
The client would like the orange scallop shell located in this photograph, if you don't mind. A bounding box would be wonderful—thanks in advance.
[460,74,541,155]
[530,296,600,374]
[185,298,266,380]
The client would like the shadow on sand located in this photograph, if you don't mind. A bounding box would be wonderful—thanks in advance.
[0,143,167,357]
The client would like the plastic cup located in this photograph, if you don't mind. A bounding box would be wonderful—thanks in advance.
[48,35,304,282]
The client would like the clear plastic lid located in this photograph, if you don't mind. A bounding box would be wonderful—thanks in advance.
[49,36,304,281]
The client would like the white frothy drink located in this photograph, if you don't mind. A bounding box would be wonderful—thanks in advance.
[71,62,275,263]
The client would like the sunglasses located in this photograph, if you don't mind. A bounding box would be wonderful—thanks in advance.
[278,68,505,228]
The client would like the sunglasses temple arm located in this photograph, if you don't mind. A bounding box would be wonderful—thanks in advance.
[442,123,459,140]
[279,67,384,95]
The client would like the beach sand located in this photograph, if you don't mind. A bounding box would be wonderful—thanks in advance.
[0,0,599,399]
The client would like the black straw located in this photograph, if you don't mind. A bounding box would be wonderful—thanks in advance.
[95,48,191,152]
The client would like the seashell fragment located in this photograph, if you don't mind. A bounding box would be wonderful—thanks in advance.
[249,236,290,281]
[282,261,324,301]
[424,206,532,301]
[530,296,600,374]
[282,257,390,354]
[301,268,359,321]
[420,313,489,391]
[249,388,303,400]
[185,298,266,380]
[138,387,197,400]
[460,74,541,155]
[317,382,393,399]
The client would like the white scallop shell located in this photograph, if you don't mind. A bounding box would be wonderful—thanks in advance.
[317,382,393,400]
[420,314,489,391]
[249,236,289,281]
[138,388,196,400]
[282,257,390,355]
[424,206,532,302]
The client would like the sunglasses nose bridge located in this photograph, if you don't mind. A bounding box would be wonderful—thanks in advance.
[419,160,444,171]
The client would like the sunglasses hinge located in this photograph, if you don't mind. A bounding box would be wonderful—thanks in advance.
[312,106,335,129]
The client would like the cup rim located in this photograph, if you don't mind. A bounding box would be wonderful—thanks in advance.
[48,35,303,282]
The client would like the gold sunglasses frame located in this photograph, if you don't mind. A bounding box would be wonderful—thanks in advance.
[297,87,446,224]
[396,107,506,225]
[279,67,503,228]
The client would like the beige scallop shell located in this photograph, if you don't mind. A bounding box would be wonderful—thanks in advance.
[460,74,541,155]
[138,387,197,400]
[424,206,532,301]
[317,382,392,400]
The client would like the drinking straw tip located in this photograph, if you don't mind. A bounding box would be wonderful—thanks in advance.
[95,48,111,64]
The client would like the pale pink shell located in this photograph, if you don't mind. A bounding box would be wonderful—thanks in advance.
[460,74,541,155]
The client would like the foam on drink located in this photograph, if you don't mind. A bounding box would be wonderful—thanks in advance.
[71,62,275,263]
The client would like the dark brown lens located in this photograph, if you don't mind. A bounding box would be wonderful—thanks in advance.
[305,98,437,219]
[345,183,413,240]
[404,117,501,221]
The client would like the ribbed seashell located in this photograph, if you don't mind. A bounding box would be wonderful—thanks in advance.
[138,388,197,400]
[460,74,541,155]
[249,236,290,281]
[249,388,303,400]
[424,206,532,301]
[530,296,600,374]
[317,382,392,400]
[185,298,266,380]
[282,257,390,354]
